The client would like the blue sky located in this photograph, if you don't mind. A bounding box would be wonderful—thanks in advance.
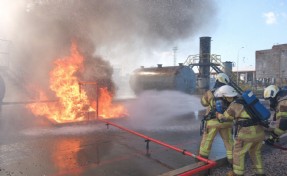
[0,1,286,74]
[170,0,287,71]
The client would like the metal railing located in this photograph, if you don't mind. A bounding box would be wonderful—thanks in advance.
[183,54,249,89]
[98,117,217,175]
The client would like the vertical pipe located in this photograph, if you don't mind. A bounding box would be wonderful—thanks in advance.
[223,61,233,78]
[199,37,211,90]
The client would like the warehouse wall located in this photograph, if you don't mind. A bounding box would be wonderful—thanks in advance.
[256,44,287,86]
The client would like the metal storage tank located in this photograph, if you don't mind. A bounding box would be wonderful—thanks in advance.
[129,64,196,95]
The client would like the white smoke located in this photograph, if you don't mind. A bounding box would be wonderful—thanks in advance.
[125,90,205,129]
[0,0,217,85]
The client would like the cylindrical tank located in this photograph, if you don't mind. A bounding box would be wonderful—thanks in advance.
[129,64,196,95]
[223,61,233,78]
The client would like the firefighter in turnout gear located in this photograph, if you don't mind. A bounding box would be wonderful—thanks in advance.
[216,85,266,176]
[199,73,234,166]
[264,85,287,146]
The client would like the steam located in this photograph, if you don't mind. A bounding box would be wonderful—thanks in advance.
[0,0,217,97]
[125,90,205,129]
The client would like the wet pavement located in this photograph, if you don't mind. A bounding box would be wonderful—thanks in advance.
[0,103,226,176]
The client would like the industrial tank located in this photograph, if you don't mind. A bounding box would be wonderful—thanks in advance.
[129,64,196,95]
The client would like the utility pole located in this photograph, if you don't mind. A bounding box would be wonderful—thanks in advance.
[173,46,178,66]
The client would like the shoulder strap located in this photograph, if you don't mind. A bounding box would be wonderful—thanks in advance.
[234,97,246,105]
[234,97,259,123]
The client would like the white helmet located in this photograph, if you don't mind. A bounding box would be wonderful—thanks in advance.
[264,85,279,99]
[214,85,238,98]
[215,73,230,84]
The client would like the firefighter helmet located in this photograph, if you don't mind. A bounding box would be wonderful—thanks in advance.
[214,85,238,97]
[264,85,280,99]
[215,73,230,84]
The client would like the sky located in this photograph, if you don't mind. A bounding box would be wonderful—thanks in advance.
[172,0,287,71]
[0,0,287,75]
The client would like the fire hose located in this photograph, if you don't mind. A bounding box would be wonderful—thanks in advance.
[97,117,216,176]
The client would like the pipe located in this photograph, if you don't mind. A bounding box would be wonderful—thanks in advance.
[199,36,211,90]
[97,118,216,175]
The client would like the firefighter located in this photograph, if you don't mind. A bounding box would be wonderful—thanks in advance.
[199,73,234,166]
[216,85,266,176]
[263,85,287,145]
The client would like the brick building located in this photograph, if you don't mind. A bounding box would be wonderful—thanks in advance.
[256,44,287,86]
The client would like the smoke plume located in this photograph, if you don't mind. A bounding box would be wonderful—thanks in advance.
[0,0,217,98]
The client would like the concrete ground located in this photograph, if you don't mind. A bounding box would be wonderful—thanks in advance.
[0,103,226,176]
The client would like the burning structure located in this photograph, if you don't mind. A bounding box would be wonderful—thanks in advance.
[27,42,127,123]
[0,1,217,124]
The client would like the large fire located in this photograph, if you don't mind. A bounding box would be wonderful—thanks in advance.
[27,42,127,123]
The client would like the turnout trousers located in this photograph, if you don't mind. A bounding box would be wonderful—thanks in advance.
[233,139,264,175]
[199,126,233,163]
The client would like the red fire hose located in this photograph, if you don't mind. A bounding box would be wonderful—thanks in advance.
[97,118,216,175]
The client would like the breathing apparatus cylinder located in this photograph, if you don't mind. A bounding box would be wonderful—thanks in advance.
[215,99,224,113]
[241,90,271,121]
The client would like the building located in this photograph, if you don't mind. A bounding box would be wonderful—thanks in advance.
[233,69,256,85]
[256,44,287,86]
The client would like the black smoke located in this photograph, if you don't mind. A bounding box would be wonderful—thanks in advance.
[6,0,217,99]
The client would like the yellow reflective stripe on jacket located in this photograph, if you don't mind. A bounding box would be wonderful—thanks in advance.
[201,90,214,107]
[276,99,287,119]
[201,90,216,115]
[276,111,287,119]
[274,100,287,136]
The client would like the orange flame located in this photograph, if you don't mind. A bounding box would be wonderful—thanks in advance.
[27,42,127,123]
[92,87,128,119]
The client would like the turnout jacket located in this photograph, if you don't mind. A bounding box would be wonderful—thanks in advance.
[201,90,232,128]
[217,102,265,142]
[274,98,287,136]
